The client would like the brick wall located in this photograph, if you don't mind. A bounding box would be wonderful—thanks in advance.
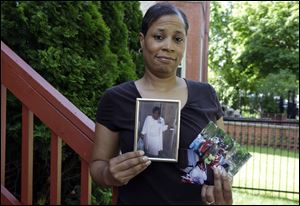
[168,1,210,82]
[224,121,299,151]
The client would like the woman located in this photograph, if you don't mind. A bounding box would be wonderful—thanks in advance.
[140,106,168,157]
[90,2,232,205]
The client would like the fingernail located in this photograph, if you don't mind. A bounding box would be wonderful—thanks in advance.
[145,161,151,166]
[139,150,145,156]
[214,167,220,175]
[222,172,229,180]
[142,156,148,161]
[221,170,227,177]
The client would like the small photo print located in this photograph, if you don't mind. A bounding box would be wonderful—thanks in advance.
[180,121,252,185]
[134,98,181,162]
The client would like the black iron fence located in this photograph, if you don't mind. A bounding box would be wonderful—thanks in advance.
[223,117,299,200]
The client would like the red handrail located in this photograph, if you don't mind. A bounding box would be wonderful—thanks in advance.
[1,41,95,204]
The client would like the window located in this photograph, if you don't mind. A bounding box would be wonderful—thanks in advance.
[176,47,186,78]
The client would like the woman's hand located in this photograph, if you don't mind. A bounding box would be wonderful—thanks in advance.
[201,167,233,205]
[103,150,151,186]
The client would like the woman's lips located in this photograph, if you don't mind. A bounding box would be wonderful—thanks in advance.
[156,56,176,63]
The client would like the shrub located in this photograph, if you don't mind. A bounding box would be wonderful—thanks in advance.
[1,1,143,204]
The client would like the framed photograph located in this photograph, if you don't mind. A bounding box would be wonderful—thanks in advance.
[134,98,181,162]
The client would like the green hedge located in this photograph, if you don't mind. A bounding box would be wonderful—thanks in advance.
[1,1,143,204]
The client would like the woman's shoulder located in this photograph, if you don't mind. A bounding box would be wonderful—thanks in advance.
[102,81,140,99]
[99,81,138,104]
[105,81,135,94]
[185,79,215,92]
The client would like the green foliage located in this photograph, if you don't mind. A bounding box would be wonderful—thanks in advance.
[257,69,298,98]
[99,1,137,83]
[234,2,299,78]
[123,1,145,78]
[223,134,234,151]
[1,1,119,119]
[261,94,280,114]
[1,1,143,204]
[91,183,112,205]
[209,2,299,115]
[209,2,241,109]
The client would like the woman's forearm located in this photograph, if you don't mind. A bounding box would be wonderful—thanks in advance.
[90,160,111,188]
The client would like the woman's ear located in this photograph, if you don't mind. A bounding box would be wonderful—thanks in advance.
[139,32,145,50]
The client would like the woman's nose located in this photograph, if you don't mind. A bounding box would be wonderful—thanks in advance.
[162,38,175,52]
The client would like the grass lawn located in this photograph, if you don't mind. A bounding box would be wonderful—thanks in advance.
[232,145,299,201]
[233,189,299,205]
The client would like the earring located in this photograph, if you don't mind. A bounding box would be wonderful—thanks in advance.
[138,48,143,53]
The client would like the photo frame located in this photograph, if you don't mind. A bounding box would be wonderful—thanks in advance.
[134,98,181,162]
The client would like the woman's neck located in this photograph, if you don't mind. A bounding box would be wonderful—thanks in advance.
[140,71,179,92]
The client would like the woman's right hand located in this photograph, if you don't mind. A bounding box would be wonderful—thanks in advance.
[103,150,151,186]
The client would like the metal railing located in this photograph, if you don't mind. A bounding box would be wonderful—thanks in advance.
[224,117,299,200]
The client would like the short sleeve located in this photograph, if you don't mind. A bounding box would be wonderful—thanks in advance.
[209,84,224,120]
[96,90,118,132]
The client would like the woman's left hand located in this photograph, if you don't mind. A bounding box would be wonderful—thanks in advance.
[201,167,233,205]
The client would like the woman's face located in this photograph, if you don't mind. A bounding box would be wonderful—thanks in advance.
[140,15,187,78]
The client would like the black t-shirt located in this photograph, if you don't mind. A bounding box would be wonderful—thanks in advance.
[96,79,224,205]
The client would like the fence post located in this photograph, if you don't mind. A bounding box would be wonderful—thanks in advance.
[21,104,33,204]
[80,160,91,205]
[50,131,62,205]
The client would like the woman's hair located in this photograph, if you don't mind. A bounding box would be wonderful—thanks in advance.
[152,106,161,114]
[141,2,189,36]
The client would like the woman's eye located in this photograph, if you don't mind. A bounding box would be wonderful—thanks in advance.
[154,35,163,41]
[175,37,184,43]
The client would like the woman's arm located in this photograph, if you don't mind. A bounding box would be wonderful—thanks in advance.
[141,116,150,135]
[90,123,151,187]
[161,117,168,132]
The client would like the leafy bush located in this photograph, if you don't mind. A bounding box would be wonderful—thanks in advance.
[1,1,143,204]
[1,1,119,119]
[123,1,145,78]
